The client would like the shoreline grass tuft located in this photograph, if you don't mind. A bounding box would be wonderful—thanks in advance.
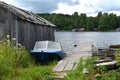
[0,37,57,80]
[1,37,120,80]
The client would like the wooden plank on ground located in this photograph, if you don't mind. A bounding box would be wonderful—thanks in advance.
[53,60,68,72]
[53,43,92,77]
[95,61,117,67]
[63,58,76,71]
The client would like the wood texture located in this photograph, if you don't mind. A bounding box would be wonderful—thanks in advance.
[95,61,117,67]
[53,43,92,75]
[0,1,55,50]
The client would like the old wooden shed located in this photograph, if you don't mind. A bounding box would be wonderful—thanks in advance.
[0,1,55,49]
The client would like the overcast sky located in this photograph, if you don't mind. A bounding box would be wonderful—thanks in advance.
[1,0,120,16]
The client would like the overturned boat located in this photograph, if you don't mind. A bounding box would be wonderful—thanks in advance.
[31,41,66,64]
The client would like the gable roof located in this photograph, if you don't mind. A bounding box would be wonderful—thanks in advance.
[0,1,55,27]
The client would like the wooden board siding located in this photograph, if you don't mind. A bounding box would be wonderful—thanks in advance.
[17,20,36,49]
[0,20,5,39]
[0,7,6,19]
[0,5,55,50]
[17,19,55,49]
[50,27,54,40]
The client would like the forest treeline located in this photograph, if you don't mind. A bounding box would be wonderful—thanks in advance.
[37,12,120,31]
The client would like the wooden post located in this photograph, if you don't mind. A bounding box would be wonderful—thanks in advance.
[5,17,9,36]
[15,17,18,48]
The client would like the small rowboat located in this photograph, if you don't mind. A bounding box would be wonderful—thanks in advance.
[31,41,66,64]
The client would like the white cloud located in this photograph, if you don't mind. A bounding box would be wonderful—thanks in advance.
[52,0,99,16]
[0,0,36,12]
[53,0,120,16]
[1,0,120,16]
[0,0,17,5]
[72,0,77,2]
[104,11,120,16]
[98,0,120,11]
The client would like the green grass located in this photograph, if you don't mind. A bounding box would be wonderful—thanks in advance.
[1,36,120,80]
[2,65,56,80]
[0,37,57,80]
[65,56,120,80]
[65,58,95,80]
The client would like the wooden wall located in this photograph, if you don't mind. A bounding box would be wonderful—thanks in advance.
[17,19,55,49]
[0,6,55,50]
[0,7,6,39]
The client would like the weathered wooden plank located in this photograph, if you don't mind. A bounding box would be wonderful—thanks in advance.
[95,61,117,67]
[73,63,78,70]
[53,44,92,73]
[83,68,89,74]
[94,59,113,64]
[53,60,68,72]
[63,58,76,71]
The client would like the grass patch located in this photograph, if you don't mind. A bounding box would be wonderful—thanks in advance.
[65,58,95,80]
[3,65,56,80]
[65,56,120,80]
[0,37,57,80]
[1,36,120,80]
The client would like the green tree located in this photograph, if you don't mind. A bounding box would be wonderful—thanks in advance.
[98,13,110,31]
[80,13,87,29]
[86,17,94,30]
[73,12,79,17]
[97,12,102,19]
[109,13,117,30]
[117,16,120,28]
[37,12,119,31]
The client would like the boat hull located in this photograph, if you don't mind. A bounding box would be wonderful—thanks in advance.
[31,41,66,64]
[31,50,65,64]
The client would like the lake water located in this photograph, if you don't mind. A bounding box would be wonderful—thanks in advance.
[55,32,120,52]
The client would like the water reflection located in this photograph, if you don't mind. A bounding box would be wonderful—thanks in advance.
[55,32,120,52]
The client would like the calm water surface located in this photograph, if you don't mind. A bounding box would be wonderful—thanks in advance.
[55,32,120,52]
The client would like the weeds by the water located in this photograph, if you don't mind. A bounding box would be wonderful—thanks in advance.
[1,37,120,80]
[0,37,56,80]
[65,56,120,80]
[65,58,95,80]
[115,49,120,66]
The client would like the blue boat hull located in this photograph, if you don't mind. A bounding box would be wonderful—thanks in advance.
[31,50,65,64]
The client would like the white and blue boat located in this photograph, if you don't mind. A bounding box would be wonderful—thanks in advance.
[31,41,66,64]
